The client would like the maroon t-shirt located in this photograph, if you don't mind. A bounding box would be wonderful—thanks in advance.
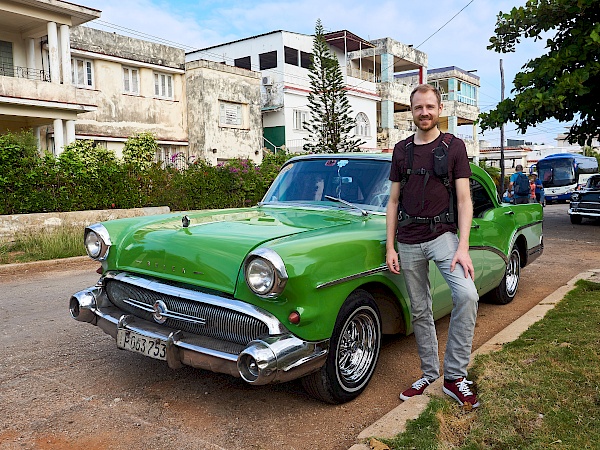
[389,133,471,244]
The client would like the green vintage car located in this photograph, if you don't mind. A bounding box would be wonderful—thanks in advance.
[70,153,543,404]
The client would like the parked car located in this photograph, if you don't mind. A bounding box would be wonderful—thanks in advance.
[569,174,600,224]
[70,153,544,404]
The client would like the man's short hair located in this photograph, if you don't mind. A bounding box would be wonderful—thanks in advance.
[410,84,442,107]
[516,164,524,171]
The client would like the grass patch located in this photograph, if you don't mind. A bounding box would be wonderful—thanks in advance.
[386,279,600,449]
[0,224,85,264]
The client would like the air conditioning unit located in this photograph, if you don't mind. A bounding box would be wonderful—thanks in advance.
[262,76,273,86]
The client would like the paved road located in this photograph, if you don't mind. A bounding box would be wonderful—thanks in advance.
[0,203,598,450]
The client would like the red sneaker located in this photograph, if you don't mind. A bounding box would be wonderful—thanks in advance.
[399,377,431,401]
[443,377,480,408]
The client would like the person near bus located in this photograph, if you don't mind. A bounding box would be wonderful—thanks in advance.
[508,165,531,204]
[532,172,545,206]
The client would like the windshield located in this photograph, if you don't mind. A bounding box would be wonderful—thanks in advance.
[537,159,575,188]
[262,158,392,213]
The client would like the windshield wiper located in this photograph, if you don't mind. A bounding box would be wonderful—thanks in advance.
[324,195,368,216]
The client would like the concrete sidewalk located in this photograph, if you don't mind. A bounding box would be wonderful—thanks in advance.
[349,268,600,450]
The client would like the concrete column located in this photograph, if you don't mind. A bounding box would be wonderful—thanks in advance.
[448,78,458,101]
[59,25,71,85]
[26,39,35,76]
[33,126,41,153]
[53,119,64,155]
[381,99,395,132]
[47,22,60,84]
[65,120,76,145]
[380,53,392,83]
[448,116,458,135]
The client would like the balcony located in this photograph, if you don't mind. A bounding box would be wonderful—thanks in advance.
[0,64,50,82]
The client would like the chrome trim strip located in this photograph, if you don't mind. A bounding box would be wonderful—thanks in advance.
[469,245,509,264]
[516,220,543,234]
[317,265,388,289]
[122,297,207,325]
[103,271,288,335]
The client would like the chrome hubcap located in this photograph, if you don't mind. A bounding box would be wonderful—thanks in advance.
[505,249,520,297]
[337,308,379,386]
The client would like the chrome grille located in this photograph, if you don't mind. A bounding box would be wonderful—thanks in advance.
[105,279,269,346]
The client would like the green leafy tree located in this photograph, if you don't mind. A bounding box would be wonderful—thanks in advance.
[303,19,364,153]
[122,132,159,170]
[479,0,600,145]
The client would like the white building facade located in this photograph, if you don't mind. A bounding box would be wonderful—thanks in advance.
[186,30,380,153]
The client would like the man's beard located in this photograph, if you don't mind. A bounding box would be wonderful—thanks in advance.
[414,115,439,132]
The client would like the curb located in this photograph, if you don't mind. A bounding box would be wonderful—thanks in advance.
[0,256,95,278]
[350,268,600,449]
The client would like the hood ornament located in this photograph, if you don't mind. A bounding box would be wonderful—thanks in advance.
[182,215,190,228]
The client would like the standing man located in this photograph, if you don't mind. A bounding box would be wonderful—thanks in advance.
[532,172,545,206]
[508,165,531,204]
[386,84,480,408]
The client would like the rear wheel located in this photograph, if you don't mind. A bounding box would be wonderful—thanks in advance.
[486,245,520,305]
[570,214,583,224]
[301,290,381,404]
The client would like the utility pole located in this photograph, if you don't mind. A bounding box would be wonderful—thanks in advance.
[500,59,506,195]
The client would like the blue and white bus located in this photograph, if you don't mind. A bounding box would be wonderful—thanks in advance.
[534,153,599,203]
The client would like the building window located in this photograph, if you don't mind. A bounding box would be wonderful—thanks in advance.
[458,81,477,105]
[234,56,251,70]
[122,66,139,94]
[154,72,173,99]
[300,51,312,69]
[293,109,308,130]
[219,100,246,128]
[72,57,93,88]
[259,51,277,70]
[284,47,298,66]
[355,112,370,137]
[0,40,14,77]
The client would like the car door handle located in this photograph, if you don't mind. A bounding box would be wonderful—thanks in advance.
[471,224,480,229]
[504,211,515,215]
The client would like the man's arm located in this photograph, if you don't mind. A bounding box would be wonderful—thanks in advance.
[385,181,401,274]
[451,177,475,280]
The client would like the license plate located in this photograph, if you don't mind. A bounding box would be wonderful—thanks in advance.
[117,329,167,361]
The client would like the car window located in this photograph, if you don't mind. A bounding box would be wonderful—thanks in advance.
[262,159,392,212]
[470,179,495,218]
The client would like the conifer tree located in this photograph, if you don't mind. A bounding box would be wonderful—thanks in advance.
[303,19,364,153]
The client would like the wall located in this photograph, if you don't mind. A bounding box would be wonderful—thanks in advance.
[0,207,170,242]
[185,59,262,164]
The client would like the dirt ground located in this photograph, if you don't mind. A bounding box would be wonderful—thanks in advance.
[0,203,598,450]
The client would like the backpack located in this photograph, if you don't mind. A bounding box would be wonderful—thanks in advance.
[514,172,530,196]
[397,133,456,230]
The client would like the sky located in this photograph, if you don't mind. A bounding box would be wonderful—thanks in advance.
[79,0,572,147]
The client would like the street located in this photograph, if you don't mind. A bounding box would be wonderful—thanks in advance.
[0,203,598,450]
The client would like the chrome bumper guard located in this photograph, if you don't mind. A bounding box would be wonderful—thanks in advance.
[69,286,328,385]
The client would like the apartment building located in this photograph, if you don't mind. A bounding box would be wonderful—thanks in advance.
[187,30,422,153]
[1,1,263,166]
[0,0,100,150]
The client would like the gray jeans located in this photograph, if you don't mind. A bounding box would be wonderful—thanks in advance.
[398,232,479,381]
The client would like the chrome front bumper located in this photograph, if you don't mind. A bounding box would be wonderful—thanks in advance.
[70,285,328,385]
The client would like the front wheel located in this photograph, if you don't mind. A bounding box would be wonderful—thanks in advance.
[485,245,520,305]
[570,214,582,224]
[301,290,381,404]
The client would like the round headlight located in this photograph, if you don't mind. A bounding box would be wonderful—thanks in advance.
[85,230,102,259]
[246,258,275,295]
[571,192,580,202]
[84,224,111,261]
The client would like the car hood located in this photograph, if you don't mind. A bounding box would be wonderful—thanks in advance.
[109,206,362,294]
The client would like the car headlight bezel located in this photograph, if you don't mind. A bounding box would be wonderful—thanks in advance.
[571,192,581,202]
[244,248,288,299]
[84,224,111,261]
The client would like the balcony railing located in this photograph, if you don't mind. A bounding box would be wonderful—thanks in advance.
[0,64,50,82]
[441,93,477,106]
[346,67,379,83]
